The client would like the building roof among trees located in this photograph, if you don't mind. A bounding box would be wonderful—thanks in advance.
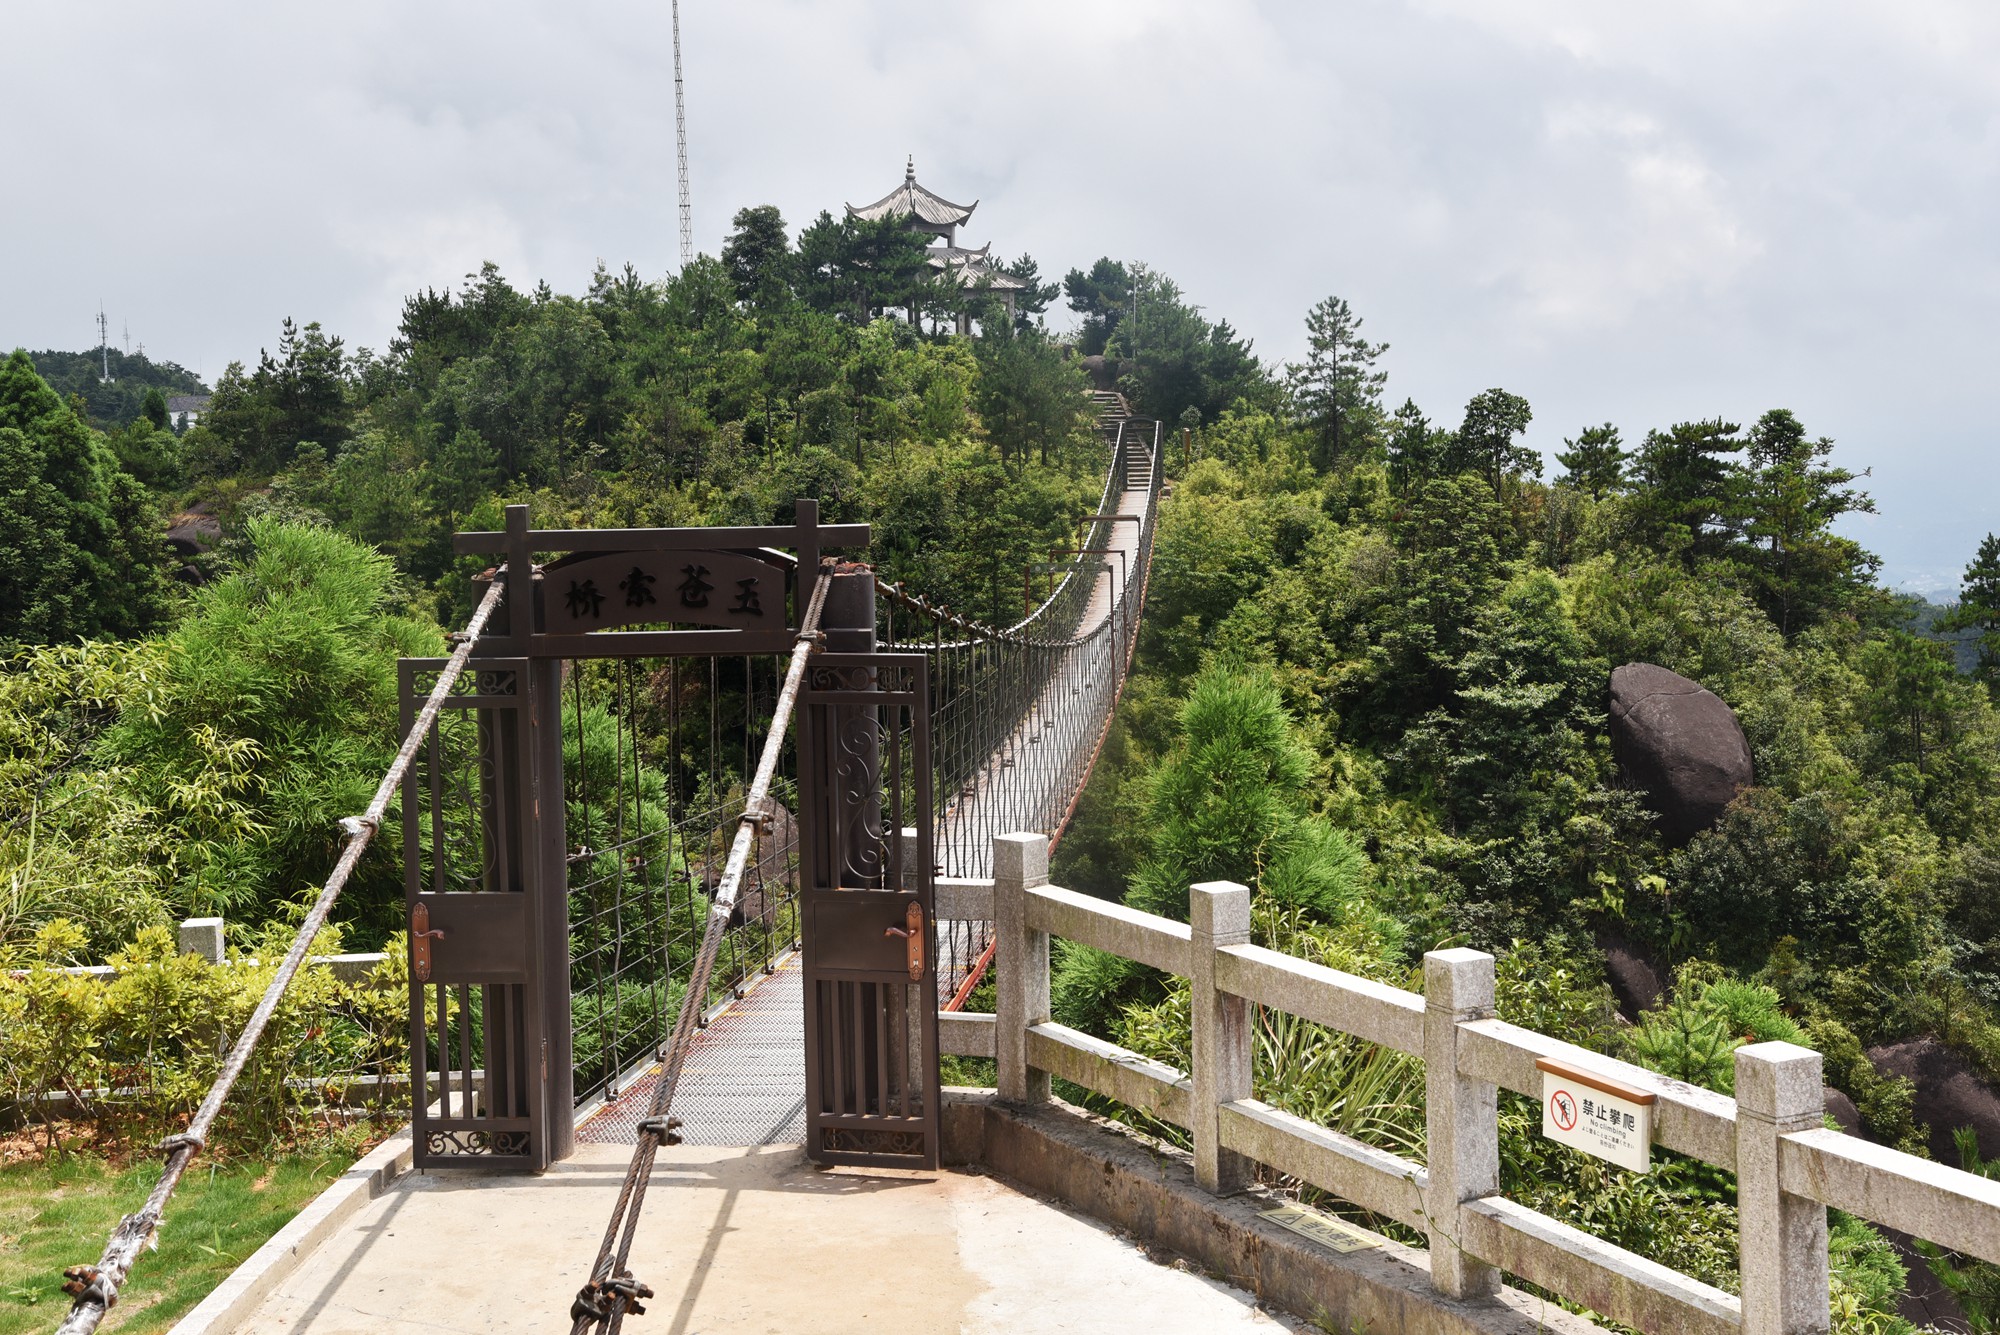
[926,244,1028,290]
[847,157,977,227]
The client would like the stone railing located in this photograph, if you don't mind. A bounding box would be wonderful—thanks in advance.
[17,916,388,986]
[936,832,2000,1335]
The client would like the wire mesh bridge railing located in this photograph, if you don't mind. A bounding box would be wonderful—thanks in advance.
[883,413,1164,1005]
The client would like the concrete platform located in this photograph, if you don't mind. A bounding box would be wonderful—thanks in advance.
[223,1143,1304,1334]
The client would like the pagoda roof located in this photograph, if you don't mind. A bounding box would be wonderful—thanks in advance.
[847,157,977,227]
[926,244,1029,290]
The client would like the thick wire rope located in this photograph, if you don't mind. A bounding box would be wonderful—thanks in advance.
[568,570,832,1333]
[53,575,511,1335]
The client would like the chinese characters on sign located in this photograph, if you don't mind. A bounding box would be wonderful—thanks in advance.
[620,567,656,608]
[1537,1055,1655,1173]
[565,579,605,619]
[678,564,713,609]
[549,550,778,630]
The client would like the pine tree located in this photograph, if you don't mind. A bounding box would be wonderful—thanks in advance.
[1448,388,1538,496]
[1287,295,1387,471]
[1738,409,1878,635]
[1555,423,1628,500]
[1939,533,2000,689]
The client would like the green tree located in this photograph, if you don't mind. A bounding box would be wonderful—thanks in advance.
[1448,388,1538,495]
[972,327,1093,466]
[1939,533,2000,689]
[100,520,443,930]
[1385,398,1451,493]
[1555,423,1628,500]
[1061,258,1132,357]
[796,212,931,323]
[140,387,170,431]
[1860,631,1968,781]
[1632,418,1742,560]
[721,204,794,309]
[1108,266,1261,427]
[1354,472,1509,731]
[0,350,172,643]
[1287,295,1388,472]
[1000,255,1060,326]
[1738,409,1878,636]
[260,317,352,456]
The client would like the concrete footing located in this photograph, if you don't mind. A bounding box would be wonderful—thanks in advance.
[942,1089,1602,1335]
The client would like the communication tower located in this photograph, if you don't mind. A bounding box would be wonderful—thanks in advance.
[97,306,113,383]
[673,0,691,268]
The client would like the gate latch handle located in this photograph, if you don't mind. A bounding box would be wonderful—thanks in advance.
[884,901,924,982]
[411,902,445,983]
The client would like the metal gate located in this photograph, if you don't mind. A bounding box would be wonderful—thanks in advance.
[798,652,940,1168]
[401,501,878,1171]
[399,651,569,1171]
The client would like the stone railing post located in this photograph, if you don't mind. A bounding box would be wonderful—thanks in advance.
[1424,947,1500,1300]
[1190,880,1252,1194]
[1737,1042,1830,1335]
[994,832,1050,1105]
[178,916,225,964]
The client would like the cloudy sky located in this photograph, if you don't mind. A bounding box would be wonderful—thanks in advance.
[6,1,1995,594]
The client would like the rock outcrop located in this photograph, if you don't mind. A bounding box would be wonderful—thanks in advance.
[1868,1035,2000,1165]
[1609,663,1753,846]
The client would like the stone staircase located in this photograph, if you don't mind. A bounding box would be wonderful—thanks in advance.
[1121,423,1155,491]
[1089,389,1156,491]
[1090,390,1127,442]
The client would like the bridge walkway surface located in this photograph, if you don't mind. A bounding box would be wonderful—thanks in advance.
[222,1144,1305,1333]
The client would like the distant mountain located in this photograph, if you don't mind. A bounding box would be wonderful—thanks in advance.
[22,348,209,428]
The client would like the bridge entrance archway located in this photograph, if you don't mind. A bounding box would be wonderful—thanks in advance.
[396,502,938,1172]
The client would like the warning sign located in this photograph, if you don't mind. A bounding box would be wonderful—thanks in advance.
[1536,1055,1655,1173]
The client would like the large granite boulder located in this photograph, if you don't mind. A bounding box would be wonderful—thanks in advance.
[1609,663,1753,846]
[1869,1035,2000,1166]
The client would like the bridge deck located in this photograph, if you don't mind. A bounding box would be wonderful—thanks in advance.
[224,1144,1304,1333]
[578,952,806,1147]
[935,471,1152,877]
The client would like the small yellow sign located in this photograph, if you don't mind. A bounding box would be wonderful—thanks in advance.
[1257,1203,1381,1253]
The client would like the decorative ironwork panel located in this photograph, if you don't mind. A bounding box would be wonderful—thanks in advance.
[799,653,939,1169]
[400,656,545,1171]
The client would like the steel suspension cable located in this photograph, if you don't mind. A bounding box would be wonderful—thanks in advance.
[54,574,512,1335]
[568,569,833,1334]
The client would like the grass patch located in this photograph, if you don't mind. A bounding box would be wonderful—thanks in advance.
[0,1133,369,1334]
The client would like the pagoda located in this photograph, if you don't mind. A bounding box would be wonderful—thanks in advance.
[847,157,1026,332]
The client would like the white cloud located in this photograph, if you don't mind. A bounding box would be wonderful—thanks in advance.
[1,0,1996,585]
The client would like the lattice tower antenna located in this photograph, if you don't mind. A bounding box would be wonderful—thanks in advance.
[672,0,692,268]
[97,305,113,383]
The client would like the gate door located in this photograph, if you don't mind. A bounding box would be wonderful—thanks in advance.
[799,652,939,1168]
[399,656,558,1171]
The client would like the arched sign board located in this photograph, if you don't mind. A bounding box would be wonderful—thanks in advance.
[450,499,873,659]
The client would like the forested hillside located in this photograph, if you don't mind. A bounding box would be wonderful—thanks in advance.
[26,346,208,431]
[6,200,2000,1329]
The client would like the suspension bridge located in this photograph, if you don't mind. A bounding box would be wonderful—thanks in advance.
[52,400,2000,1335]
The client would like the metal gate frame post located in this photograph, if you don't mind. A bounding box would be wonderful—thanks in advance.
[527,654,575,1162]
